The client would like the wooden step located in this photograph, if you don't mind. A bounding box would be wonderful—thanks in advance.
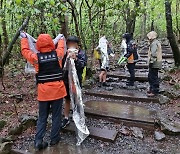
[84,90,159,103]
[108,73,148,81]
[84,100,156,129]
[63,122,118,142]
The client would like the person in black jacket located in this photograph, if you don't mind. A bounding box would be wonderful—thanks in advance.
[62,36,87,128]
[122,33,138,86]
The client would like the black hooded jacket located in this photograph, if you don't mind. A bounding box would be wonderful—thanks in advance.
[123,33,138,62]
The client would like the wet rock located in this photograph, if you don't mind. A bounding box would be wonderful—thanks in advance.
[0,137,13,144]
[105,87,113,91]
[0,120,6,131]
[154,131,166,141]
[158,116,180,135]
[9,115,37,136]
[9,124,23,136]
[162,75,172,81]
[159,95,170,105]
[83,79,95,89]
[83,81,93,89]
[162,89,180,99]
[125,85,136,90]
[106,77,119,82]
[136,85,147,90]
[0,142,13,154]
[120,126,131,136]
[130,127,144,139]
[20,114,37,127]
[110,82,122,88]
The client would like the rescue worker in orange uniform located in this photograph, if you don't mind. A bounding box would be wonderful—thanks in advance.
[123,33,138,87]
[20,32,67,151]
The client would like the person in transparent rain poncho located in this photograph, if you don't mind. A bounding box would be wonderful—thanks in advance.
[97,36,110,87]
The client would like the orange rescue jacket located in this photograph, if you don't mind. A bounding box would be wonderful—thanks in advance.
[21,34,67,101]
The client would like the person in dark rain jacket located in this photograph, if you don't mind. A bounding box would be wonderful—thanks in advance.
[62,36,87,128]
[123,33,138,86]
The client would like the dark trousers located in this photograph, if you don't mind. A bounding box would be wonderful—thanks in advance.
[148,65,159,94]
[35,98,63,144]
[127,63,135,85]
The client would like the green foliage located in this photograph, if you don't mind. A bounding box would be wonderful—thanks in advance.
[0,0,179,51]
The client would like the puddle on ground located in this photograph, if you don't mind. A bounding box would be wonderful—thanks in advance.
[30,142,97,154]
[85,100,156,123]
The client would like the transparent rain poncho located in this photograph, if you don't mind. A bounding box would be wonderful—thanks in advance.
[64,57,90,145]
[24,33,89,145]
[97,36,109,70]
[24,33,65,73]
[24,33,38,73]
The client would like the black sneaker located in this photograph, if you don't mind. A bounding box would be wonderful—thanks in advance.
[35,141,48,151]
[98,82,102,87]
[61,118,70,128]
[102,82,108,87]
[126,83,134,86]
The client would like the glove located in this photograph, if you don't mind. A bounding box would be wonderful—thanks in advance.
[20,31,27,38]
[117,56,127,65]
[53,34,64,45]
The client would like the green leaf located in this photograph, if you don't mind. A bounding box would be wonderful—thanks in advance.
[28,0,34,5]
[53,18,59,24]
[16,14,22,20]
[62,7,67,12]
[49,0,55,6]
[15,0,22,5]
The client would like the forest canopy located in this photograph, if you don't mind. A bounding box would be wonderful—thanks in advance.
[0,0,180,71]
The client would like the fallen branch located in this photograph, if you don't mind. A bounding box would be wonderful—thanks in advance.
[1,16,30,66]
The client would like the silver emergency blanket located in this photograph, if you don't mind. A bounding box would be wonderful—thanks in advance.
[24,33,89,145]
[64,57,89,146]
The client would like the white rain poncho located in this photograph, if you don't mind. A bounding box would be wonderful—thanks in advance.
[97,36,109,70]
[120,39,127,55]
[24,33,89,145]
[24,33,64,73]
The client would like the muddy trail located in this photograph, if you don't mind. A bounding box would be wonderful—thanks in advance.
[0,39,180,154]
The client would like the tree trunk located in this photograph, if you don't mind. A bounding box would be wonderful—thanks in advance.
[125,0,140,35]
[165,0,180,66]
[141,0,147,39]
[151,20,154,31]
[0,16,30,76]
[67,0,82,47]
[79,0,87,49]
[60,15,68,39]
[59,1,68,38]
[175,0,180,42]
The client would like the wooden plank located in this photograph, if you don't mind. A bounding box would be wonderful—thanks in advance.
[84,90,159,103]
[84,100,156,124]
[119,64,149,69]
[139,54,173,59]
[108,73,148,81]
[63,123,118,142]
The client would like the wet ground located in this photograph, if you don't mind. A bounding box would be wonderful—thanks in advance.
[1,41,180,153]
[12,116,180,154]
